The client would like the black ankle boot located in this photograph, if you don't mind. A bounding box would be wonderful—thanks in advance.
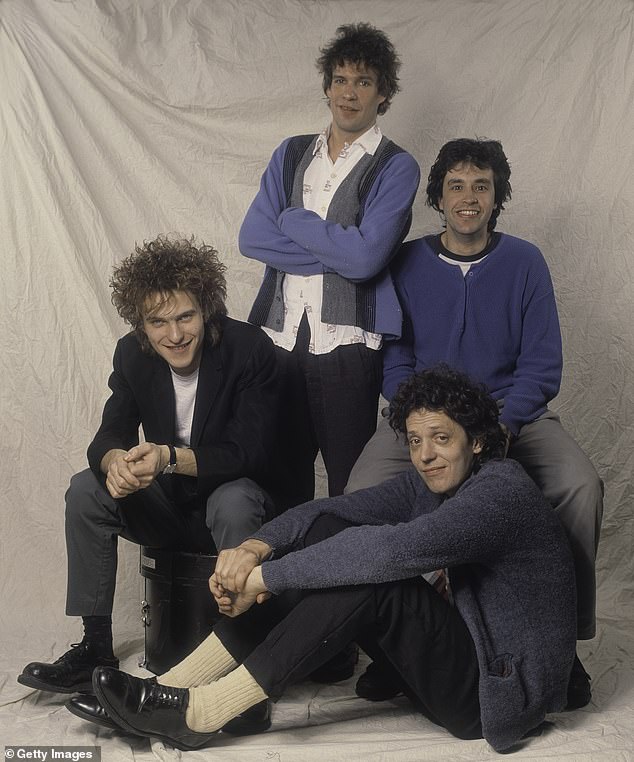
[18,641,119,694]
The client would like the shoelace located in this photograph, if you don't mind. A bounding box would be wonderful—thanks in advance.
[146,681,188,711]
[55,643,89,664]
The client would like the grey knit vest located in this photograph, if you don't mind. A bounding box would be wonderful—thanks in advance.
[249,133,407,333]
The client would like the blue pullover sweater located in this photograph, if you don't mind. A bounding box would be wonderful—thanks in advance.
[252,458,576,752]
[383,234,563,435]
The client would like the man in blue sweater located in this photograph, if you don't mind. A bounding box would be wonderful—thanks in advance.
[346,138,603,707]
[82,367,577,753]
[239,23,420,500]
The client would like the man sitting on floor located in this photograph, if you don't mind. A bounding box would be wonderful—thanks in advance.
[72,366,576,754]
[18,236,307,720]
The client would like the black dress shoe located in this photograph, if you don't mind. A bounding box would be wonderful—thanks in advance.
[18,642,119,694]
[355,660,403,702]
[65,694,118,730]
[565,654,592,710]
[68,690,270,737]
[93,667,217,751]
[310,642,358,684]
[221,699,271,735]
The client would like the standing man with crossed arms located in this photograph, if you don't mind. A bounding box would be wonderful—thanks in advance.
[239,23,420,500]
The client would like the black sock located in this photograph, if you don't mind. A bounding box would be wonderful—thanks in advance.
[81,615,114,657]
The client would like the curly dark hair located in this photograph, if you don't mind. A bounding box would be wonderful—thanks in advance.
[426,138,512,231]
[110,235,227,351]
[389,365,507,464]
[317,23,401,115]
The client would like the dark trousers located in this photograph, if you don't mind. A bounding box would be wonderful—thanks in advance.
[214,515,483,741]
[65,469,274,616]
[275,313,382,498]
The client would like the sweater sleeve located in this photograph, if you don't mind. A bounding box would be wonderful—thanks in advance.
[499,255,563,434]
[259,462,524,595]
[381,249,418,400]
[251,472,421,556]
[277,152,420,282]
[238,140,323,274]
[382,301,417,401]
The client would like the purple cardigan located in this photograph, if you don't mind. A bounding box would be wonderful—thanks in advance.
[239,134,420,339]
[383,234,563,435]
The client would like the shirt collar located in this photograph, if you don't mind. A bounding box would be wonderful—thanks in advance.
[314,123,383,158]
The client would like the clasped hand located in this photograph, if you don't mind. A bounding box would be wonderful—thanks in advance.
[105,442,164,499]
[210,541,271,617]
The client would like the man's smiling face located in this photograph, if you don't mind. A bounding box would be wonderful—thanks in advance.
[439,162,496,250]
[142,290,205,376]
[406,408,482,496]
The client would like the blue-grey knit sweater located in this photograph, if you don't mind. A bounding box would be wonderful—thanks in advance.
[251,458,576,752]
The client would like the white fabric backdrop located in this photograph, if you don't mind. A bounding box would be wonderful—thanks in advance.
[1,0,633,759]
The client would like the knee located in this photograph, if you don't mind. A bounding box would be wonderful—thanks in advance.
[560,460,604,513]
[64,469,107,525]
[205,478,267,532]
[551,461,604,546]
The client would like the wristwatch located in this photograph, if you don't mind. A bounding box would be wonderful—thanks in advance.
[162,444,177,474]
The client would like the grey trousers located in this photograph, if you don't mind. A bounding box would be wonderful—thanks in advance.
[64,469,274,616]
[346,409,603,640]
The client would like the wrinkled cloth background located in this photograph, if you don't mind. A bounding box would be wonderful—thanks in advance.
[1,1,633,759]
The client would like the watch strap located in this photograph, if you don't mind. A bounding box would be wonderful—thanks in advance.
[162,444,177,474]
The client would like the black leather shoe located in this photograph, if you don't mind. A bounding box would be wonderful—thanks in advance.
[310,642,358,684]
[355,661,403,702]
[65,694,118,730]
[221,699,271,735]
[67,690,270,737]
[18,643,119,694]
[93,667,217,751]
[565,654,592,710]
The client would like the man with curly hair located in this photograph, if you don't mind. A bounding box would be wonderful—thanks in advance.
[18,236,300,724]
[239,23,420,500]
[75,367,576,753]
[346,138,603,708]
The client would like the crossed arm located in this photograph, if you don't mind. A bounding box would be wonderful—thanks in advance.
[239,140,420,281]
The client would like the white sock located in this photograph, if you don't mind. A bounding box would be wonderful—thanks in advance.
[158,632,237,688]
[185,664,268,733]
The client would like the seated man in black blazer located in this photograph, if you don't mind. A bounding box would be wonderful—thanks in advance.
[18,235,309,705]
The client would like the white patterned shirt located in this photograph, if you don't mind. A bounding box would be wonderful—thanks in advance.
[263,124,383,355]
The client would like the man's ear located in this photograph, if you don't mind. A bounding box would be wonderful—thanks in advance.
[472,439,483,455]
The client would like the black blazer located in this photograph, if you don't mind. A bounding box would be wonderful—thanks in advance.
[87,316,295,507]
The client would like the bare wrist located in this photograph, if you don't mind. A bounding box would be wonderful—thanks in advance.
[240,539,272,563]
[159,444,170,471]
[246,566,267,596]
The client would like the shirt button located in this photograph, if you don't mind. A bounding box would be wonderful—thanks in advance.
[330,173,336,179]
